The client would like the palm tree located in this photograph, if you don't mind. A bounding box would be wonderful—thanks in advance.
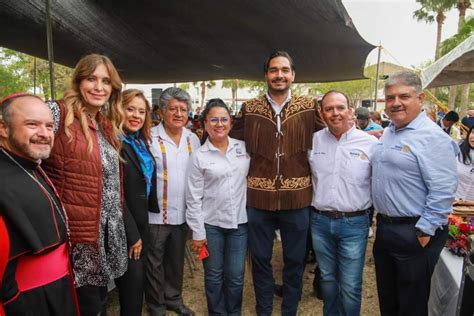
[221,79,240,109]
[194,81,216,108]
[413,0,453,60]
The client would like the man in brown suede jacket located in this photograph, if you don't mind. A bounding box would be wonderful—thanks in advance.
[231,51,325,315]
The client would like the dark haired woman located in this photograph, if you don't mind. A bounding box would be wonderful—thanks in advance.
[115,89,160,316]
[455,126,474,201]
[186,98,250,315]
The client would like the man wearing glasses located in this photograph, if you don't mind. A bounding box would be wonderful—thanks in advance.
[147,87,200,316]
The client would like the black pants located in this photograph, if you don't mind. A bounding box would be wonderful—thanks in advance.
[76,284,108,316]
[373,215,448,316]
[247,207,310,316]
[116,252,146,316]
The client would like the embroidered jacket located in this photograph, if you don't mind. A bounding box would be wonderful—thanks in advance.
[231,95,325,210]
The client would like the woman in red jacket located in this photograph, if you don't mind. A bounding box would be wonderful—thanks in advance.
[42,54,129,316]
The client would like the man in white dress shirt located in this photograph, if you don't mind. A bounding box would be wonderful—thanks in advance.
[308,90,378,316]
[146,87,201,316]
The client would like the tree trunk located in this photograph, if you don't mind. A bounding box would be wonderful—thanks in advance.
[200,81,206,108]
[434,12,445,61]
[448,85,457,110]
[459,84,471,116]
[231,87,237,109]
[456,0,468,30]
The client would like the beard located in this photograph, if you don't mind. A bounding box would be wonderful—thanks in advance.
[8,133,52,161]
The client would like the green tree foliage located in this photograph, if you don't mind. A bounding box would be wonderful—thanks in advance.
[441,16,473,113]
[307,78,372,109]
[413,0,454,60]
[440,16,474,56]
[0,48,72,99]
[221,79,265,110]
[191,81,217,108]
[0,49,30,96]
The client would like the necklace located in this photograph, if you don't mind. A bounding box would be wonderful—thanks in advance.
[1,148,70,238]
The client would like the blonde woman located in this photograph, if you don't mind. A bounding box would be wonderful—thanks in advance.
[115,89,159,316]
[42,54,128,315]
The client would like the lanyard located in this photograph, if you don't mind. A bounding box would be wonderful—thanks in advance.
[158,136,192,224]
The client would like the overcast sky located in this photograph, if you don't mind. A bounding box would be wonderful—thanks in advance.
[342,0,471,69]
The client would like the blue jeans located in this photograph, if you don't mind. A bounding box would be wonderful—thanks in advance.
[311,211,369,316]
[203,223,248,316]
[248,207,310,316]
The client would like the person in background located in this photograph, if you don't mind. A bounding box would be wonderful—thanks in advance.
[0,93,78,315]
[146,87,200,316]
[460,115,474,140]
[355,107,383,132]
[115,89,160,316]
[455,126,474,201]
[355,106,382,235]
[370,111,382,126]
[42,54,129,316]
[372,71,458,316]
[186,98,250,315]
[437,110,459,135]
[151,104,161,126]
[309,91,378,316]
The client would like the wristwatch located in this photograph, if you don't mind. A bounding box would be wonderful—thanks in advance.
[415,229,430,238]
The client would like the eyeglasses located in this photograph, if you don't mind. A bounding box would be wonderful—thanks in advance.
[207,117,230,125]
[167,107,188,114]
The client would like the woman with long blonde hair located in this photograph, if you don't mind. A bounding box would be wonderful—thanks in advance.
[42,54,129,315]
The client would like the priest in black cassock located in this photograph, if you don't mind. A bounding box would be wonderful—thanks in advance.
[0,93,78,315]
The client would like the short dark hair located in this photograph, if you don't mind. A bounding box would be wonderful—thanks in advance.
[200,98,231,124]
[320,90,350,110]
[263,51,295,73]
[443,111,460,123]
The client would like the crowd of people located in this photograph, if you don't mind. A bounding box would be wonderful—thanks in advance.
[0,50,473,316]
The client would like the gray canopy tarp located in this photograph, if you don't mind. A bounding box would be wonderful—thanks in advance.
[0,0,374,83]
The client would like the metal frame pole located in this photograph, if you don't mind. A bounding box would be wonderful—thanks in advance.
[374,44,382,111]
[45,0,55,99]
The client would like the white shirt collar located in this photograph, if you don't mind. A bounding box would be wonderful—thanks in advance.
[153,123,189,145]
[265,90,292,107]
[201,137,238,153]
[325,124,357,142]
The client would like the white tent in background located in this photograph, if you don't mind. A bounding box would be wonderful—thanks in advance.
[421,35,474,89]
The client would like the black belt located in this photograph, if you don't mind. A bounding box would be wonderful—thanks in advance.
[312,207,368,219]
[377,213,419,224]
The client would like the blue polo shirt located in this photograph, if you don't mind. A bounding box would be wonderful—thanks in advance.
[363,121,383,132]
[372,111,459,235]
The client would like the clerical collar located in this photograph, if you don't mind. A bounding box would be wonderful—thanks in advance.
[0,148,39,170]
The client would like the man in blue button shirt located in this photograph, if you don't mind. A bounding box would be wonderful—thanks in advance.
[372,71,458,316]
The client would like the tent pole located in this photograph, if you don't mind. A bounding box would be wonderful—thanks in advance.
[374,44,381,111]
[33,57,37,95]
[45,0,55,99]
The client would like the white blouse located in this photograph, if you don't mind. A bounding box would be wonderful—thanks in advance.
[186,137,250,240]
[455,151,474,201]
